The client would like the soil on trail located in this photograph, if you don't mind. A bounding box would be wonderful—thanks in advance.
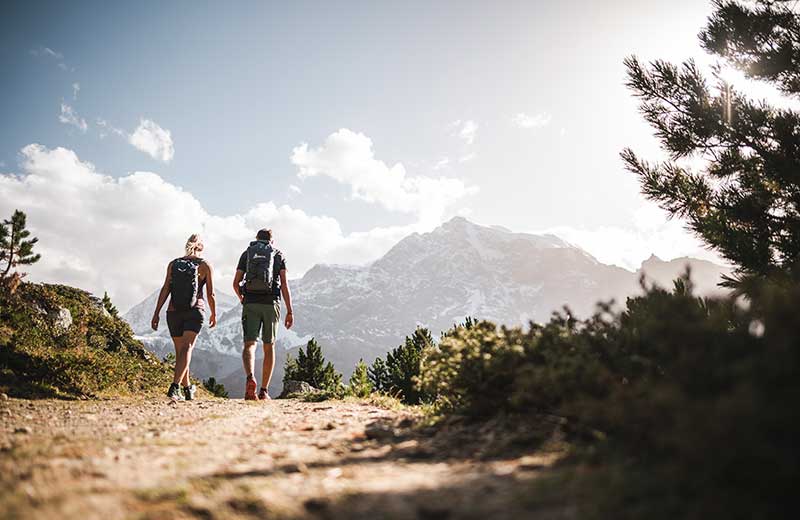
[0,397,573,520]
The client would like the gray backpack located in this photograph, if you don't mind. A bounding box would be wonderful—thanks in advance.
[245,241,275,295]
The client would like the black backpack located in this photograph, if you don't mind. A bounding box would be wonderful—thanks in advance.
[170,258,200,310]
[245,240,275,295]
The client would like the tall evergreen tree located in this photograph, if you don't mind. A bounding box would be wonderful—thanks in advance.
[384,327,433,404]
[283,338,342,392]
[0,210,41,279]
[368,357,390,393]
[621,0,800,289]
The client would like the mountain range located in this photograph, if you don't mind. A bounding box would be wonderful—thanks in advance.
[123,217,731,397]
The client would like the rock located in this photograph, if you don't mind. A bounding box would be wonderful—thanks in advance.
[14,426,32,435]
[278,380,318,398]
[0,393,8,401]
[50,306,73,334]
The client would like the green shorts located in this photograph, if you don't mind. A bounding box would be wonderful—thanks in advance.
[242,302,281,343]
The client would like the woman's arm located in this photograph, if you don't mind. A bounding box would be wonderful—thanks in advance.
[204,262,217,328]
[151,262,172,331]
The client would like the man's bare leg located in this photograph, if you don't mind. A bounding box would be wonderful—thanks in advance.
[242,340,258,400]
[260,342,275,398]
[242,340,257,378]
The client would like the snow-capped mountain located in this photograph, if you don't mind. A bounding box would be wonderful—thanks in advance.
[123,216,731,397]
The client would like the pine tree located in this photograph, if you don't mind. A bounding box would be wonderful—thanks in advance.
[368,357,390,393]
[621,0,800,289]
[202,377,229,398]
[0,210,41,279]
[283,338,342,392]
[384,327,433,404]
[102,291,119,318]
[348,359,373,398]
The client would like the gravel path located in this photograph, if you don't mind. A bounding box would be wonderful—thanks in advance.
[0,396,572,520]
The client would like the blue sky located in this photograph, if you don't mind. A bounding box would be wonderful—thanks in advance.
[0,0,725,309]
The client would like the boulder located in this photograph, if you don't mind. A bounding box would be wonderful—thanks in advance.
[279,380,318,398]
[50,306,73,334]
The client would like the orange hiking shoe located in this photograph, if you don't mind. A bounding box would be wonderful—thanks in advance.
[258,388,270,400]
[244,377,257,400]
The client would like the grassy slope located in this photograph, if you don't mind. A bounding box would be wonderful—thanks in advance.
[0,282,173,398]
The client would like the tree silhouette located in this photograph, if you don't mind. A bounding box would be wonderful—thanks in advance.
[0,210,41,279]
[622,0,800,289]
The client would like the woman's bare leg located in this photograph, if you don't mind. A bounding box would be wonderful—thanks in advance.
[174,331,198,386]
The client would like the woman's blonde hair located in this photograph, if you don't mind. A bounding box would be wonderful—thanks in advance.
[184,234,204,257]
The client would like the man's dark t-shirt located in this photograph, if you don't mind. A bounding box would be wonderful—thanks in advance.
[236,248,287,304]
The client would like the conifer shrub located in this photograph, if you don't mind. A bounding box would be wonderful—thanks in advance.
[369,327,433,404]
[347,359,372,398]
[202,377,229,398]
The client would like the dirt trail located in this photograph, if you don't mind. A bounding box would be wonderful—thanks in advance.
[0,396,572,520]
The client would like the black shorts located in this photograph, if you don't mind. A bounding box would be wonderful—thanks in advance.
[166,308,204,337]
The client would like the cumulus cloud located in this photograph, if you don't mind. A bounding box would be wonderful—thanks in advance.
[129,119,174,162]
[450,119,478,145]
[291,128,477,224]
[542,204,724,271]
[96,118,126,139]
[72,82,80,100]
[58,103,87,132]
[0,144,421,311]
[458,152,476,163]
[512,112,552,129]
[288,184,302,194]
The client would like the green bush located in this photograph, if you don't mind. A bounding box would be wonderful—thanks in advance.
[418,276,800,518]
[283,338,344,396]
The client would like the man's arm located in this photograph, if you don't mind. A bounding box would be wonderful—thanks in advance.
[233,270,244,303]
[279,269,293,329]
[151,262,172,331]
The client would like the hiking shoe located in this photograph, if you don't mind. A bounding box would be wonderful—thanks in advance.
[258,388,270,400]
[167,383,184,401]
[183,384,197,401]
[244,377,257,400]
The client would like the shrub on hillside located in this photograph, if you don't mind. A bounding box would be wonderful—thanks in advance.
[0,282,171,398]
[418,276,800,517]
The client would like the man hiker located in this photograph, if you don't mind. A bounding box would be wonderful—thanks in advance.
[233,228,294,400]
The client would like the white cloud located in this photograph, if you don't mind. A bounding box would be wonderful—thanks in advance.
[96,118,126,139]
[451,119,478,145]
[512,112,552,129]
[542,204,725,271]
[288,184,302,195]
[458,152,476,163]
[0,144,425,311]
[58,103,87,132]
[291,128,477,225]
[72,82,80,100]
[433,157,450,170]
[30,46,63,59]
[129,119,174,162]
